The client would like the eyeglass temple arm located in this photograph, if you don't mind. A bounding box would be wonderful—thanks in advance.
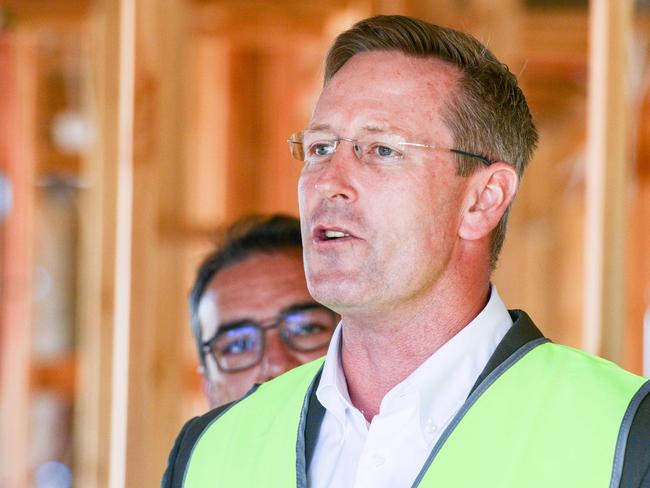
[449,149,492,166]
[393,141,493,166]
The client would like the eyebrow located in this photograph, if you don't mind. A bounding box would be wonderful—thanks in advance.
[280,301,324,315]
[307,122,334,132]
[361,124,409,137]
[202,320,255,346]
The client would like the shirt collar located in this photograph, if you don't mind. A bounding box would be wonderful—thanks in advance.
[316,286,513,436]
[316,320,351,427]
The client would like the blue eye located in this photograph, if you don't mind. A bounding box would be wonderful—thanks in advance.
[365,142,404,163]
[376,144,400,157]
[309,141,336,158]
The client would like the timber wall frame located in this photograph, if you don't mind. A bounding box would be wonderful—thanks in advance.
[1,1,649,487]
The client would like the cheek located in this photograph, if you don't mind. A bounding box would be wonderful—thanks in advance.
[298,174,313,206]
[380,182,457,253]
[211,368,260,401]
[294,347,328,363]
[374,180,433,230]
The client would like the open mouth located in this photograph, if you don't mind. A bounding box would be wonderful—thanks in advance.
[315,226,355,242]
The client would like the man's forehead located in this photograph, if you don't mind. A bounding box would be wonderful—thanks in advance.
[310,51,459,141]
[306,122,412,137]
[199,250,309,321]
[323,51,459,92]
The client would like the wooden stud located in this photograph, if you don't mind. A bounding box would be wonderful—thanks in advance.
[0,29,38,488]
[122,0,189,485]
[584,0,633,359]
[74,1,129,486]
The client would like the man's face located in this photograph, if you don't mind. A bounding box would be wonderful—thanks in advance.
[298,51,470,315]
[198,249,333,408]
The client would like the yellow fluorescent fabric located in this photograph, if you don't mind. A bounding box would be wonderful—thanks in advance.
[418,343,646,487]
[184,358,324,487]
[184,343,646,488]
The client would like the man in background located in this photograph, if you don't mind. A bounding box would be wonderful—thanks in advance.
[163,215,337,485]
[188,214,336,408]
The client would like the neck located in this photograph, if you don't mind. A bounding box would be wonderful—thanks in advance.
[340,275,490,422]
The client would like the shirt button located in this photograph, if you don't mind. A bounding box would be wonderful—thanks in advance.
[425,420,438,434]
[370,453,385,467]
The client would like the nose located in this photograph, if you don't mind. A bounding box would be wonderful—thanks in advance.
[258,330,300,382]
[312,142,359,203]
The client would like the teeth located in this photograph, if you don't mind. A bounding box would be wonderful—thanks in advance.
[325,230,349,239]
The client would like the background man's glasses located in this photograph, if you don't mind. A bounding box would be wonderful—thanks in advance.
[287,129,493,166]
[201,303,337,373]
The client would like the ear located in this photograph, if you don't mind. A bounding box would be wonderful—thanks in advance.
[458,163,518,241]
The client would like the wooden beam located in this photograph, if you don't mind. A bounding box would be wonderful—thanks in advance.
[583,0,633,359]
[190,2,335,41]
[182,35,230,230]
[122,0,189,486]
[625,61,650,374]
[73,1,128,487]
[256,44,314,215]
[31,356,76,399]
[0,30,38,488]
[2,1,90,25]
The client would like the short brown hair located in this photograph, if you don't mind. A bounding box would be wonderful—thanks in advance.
[324,15,538,268]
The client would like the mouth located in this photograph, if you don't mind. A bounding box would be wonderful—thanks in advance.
[313,225,357,243]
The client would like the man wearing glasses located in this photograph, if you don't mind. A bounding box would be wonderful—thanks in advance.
[165,16,650,487]
[163,215,336,484]
[186,214,337,409]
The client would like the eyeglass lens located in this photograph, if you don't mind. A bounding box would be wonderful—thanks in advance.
[210,307,336,372]
[213,324,263,372]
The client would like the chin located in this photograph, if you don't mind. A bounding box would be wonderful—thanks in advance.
[307,275,367,311]
[207,382,248,409]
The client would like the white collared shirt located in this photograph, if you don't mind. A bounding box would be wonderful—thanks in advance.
[307,286,512,488]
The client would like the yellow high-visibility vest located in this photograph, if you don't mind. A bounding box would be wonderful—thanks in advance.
[184,340,648,488]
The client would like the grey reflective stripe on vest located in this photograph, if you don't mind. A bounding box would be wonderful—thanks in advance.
[609,379,650,488]
[296,365,325,488]
[411,337,550,488]
[181,384,260,486]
